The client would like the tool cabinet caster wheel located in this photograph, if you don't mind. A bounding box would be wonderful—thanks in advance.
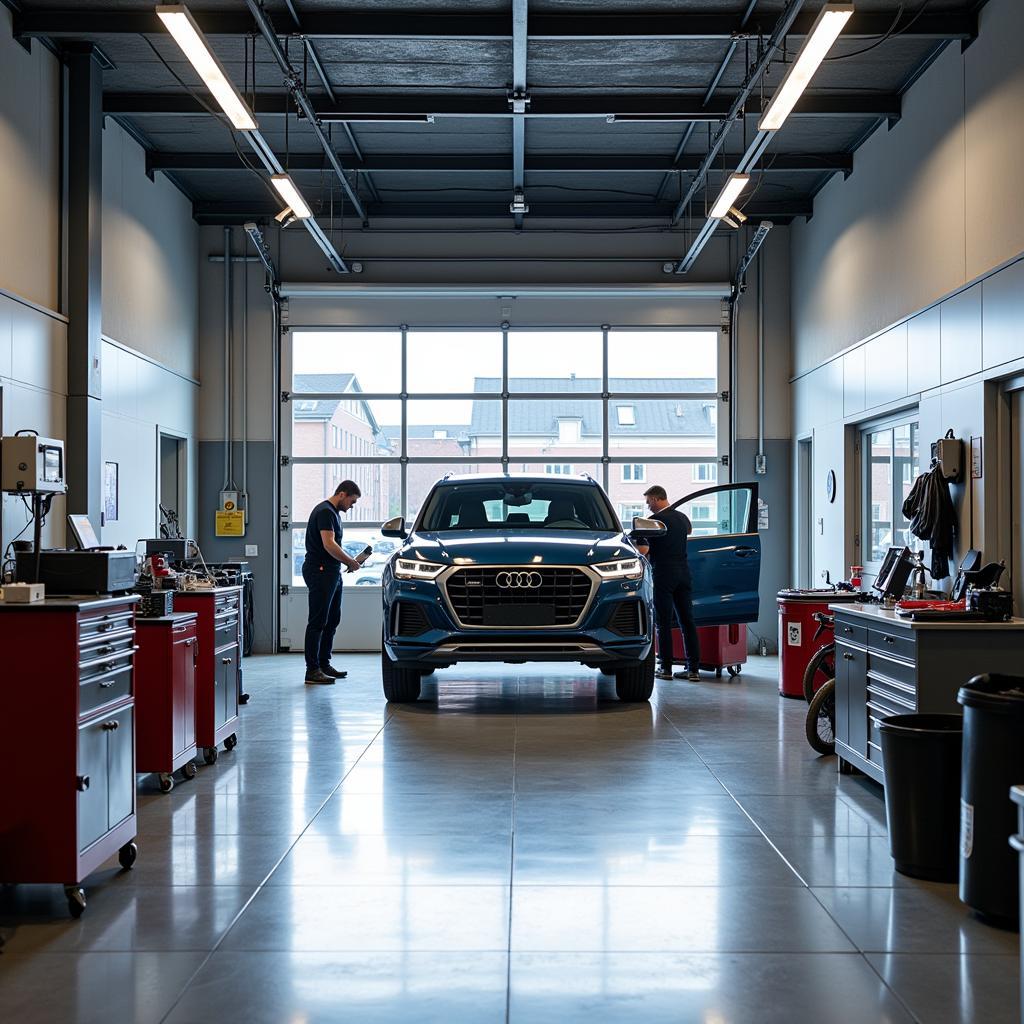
[727,665,741,677]
[203,746,219,765]
[118,841,138,871]
[181,761,197,781]
[224,734,238,751]
[65,885,86,919]
[158,773,175,793]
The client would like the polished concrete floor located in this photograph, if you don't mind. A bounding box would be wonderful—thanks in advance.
[0,654,1019,1023]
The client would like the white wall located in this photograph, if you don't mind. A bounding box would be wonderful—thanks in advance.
[102,120,199,379]
[0,13,200,562]
[791,0,1024,375]
[0,9,61,312]
[99,338,198,548]
[789,0,1024,591]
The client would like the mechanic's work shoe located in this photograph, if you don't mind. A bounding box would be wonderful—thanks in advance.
[655,668,673,680]
[304,669,335,685]
[688,669,701,682]
[320,664,348,679]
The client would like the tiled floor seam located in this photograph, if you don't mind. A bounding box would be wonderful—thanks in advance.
[656,701,927,1022]
[155,706,395,1024]
[505,678,519,1024]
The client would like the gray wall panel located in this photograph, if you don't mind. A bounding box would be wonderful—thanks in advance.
[982,259,1024,371]
[940,283,983,385]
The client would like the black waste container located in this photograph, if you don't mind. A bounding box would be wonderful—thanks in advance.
[878,713,963,882]
[957,675,1024,929]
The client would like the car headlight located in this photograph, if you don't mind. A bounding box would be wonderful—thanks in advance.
[593,558,644,580]
[394,558,445,580]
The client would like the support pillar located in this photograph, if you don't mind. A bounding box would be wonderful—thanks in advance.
[66,47,104,527]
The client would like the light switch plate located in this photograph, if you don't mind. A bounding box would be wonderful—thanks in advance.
[245,544,258,557]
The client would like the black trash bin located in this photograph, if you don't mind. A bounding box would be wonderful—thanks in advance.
[878,713,963,882]
[958,675,1024,929]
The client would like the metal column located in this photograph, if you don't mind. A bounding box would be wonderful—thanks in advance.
[66,47,104,527]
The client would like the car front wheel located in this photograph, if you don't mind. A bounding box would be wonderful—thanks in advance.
[381,642,422,703]
[614,644,655,702]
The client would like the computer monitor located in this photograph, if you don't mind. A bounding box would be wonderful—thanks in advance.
[872,546,914,601]
[67,514,100,551]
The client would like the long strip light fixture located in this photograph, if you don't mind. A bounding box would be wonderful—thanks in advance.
[709,174,750,219]
[759,2,855,131]
[270,174,313,220]
[155,4,257,130]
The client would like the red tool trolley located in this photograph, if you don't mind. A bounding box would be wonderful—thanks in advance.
[0,596,140,918]
[663,624,748,678]
[135,611,199,792]
[174,586,241,764]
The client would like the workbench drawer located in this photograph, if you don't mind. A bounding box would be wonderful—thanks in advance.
[869,627,916,663]
[215,592,240,613]
[79,608,135,642]
[80,665,133,716]
[867,649,917,688]
[833,617,867,647]
[79,636,136,681]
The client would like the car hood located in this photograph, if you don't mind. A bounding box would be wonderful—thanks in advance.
[397,530,637,568]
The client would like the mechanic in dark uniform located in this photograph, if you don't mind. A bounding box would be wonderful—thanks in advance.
[302,480,363,684]
[635,484,701,681]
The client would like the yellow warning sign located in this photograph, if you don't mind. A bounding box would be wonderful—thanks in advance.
[215,510,245,537]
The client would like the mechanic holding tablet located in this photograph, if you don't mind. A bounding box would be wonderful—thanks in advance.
[302,480,368,685]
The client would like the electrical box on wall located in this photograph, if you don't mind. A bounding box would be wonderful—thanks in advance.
[1,436,66,494]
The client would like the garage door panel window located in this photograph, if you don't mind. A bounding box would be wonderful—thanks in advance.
[406,331,502,394]
[290,525,384,587]
[284,327,726,595]
[608,330,718,392]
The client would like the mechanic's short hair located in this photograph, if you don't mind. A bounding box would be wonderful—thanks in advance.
[643,485,667,501]
[335,480,361,497]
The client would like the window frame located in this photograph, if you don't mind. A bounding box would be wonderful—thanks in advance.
[859,411,919,576]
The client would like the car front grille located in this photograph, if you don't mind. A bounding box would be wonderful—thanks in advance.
[608,600,645,637]
[444,567,593,627]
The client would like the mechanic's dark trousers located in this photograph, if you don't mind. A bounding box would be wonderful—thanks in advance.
[303,562,342,672]
[653,574,700,672]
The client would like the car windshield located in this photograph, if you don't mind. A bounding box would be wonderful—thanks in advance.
[418,481,620,532]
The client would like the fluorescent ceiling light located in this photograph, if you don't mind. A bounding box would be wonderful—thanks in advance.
[156,4,257,131]
[759,3,855,131]
[709,174,750,219]
[270,174,313,219]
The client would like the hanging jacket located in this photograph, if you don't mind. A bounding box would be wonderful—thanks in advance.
[902,467,956,580]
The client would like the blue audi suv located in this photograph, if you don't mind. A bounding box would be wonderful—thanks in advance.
[379,474,665,703]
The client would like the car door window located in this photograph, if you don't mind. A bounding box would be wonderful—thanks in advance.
[672,483,756,537]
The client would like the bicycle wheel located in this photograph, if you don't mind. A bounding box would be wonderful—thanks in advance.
[805,677,836,755]
[802,643,835,703]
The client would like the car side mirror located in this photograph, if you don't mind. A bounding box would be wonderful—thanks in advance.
[631,516,666,536]
[381,516,407,539]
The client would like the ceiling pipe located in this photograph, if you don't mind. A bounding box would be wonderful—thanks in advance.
[671,0,807,227]
[245,0,368,223]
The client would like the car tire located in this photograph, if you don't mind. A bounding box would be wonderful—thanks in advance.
[381,644,422,703]
[614,644,655,702]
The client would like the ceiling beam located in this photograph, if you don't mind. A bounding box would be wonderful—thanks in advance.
[15,9,976,41]
[105,91,901,121]
[150,151,853,175]
[192,200,811,222]
[511,0,528,227]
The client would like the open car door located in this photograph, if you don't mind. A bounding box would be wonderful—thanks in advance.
[670,482,761,627]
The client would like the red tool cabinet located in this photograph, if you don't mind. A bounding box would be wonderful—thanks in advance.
[135,611,199,792]
[0,596,140,918]
[173,586,241,764]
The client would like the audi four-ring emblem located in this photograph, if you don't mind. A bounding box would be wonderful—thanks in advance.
[495,570,543,589]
